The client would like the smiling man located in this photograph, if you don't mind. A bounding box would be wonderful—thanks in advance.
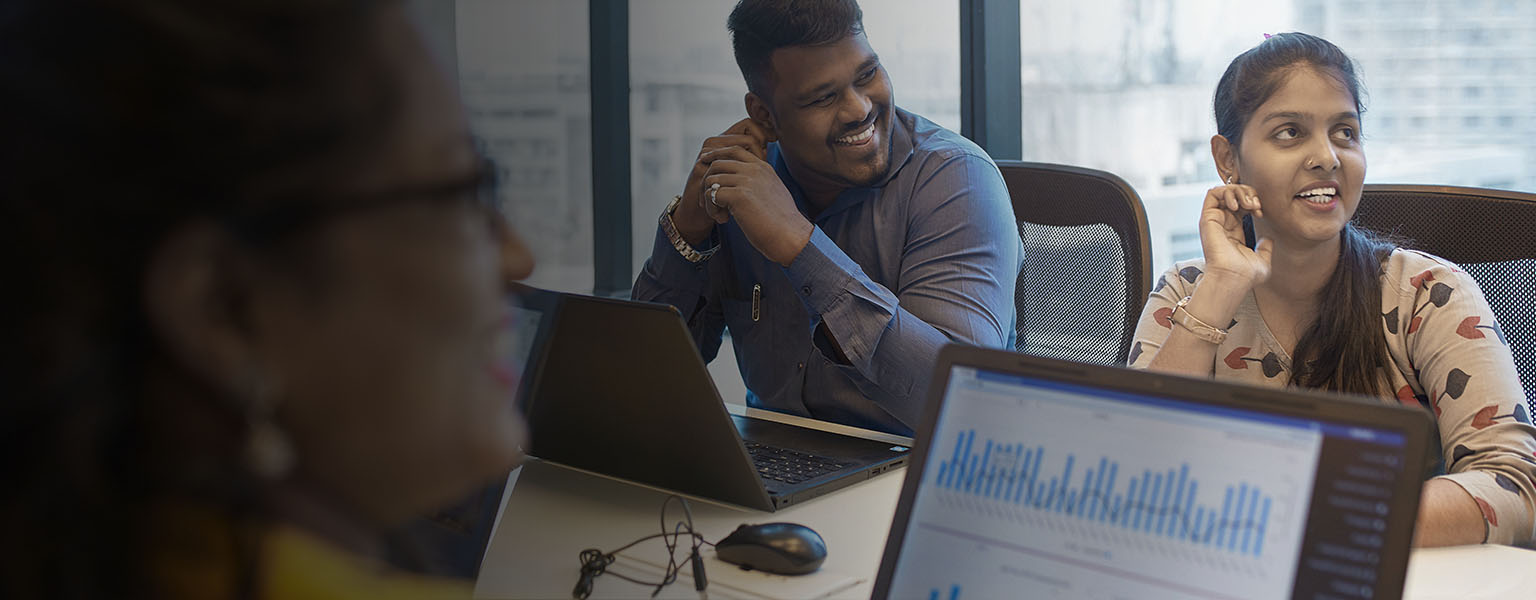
[633,0,1021,436]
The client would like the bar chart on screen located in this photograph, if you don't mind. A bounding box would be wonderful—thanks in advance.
[890,373,1324,600]
[933,431,1280,559]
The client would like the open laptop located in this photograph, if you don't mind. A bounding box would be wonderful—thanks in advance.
[508,284,909,511]
[871,345,1437,600]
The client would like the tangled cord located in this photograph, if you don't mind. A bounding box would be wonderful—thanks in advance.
[573,495,715,599]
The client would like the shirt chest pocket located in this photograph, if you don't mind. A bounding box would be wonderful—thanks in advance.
[722,284,765,342]
[720,283,805,354]
[722,295,775,384]
[720,280,761,323]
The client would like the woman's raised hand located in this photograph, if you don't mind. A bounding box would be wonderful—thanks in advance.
[1198,182,1273,288]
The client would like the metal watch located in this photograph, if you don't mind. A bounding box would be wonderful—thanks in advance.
[660,195,718,263]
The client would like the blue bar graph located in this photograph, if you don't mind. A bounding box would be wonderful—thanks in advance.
[932,430,1278,557]
[927,584,961,600]
[1130,475,1142,530]
[1217,486,1234,548]
[1192,507,1204,542]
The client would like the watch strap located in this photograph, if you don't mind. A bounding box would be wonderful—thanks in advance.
[1171,296,1228,344]
[660,195,718,263]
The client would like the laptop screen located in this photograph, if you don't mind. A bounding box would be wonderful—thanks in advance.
[505,284,563,414]
[882,363,1420,600]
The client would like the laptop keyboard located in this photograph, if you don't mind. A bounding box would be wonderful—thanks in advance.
[744,441,855,485]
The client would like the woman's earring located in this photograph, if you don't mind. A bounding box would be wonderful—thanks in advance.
[1225,175,1237,184]
[243,371,295,480]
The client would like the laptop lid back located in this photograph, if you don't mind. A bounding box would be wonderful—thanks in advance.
[522,294,775,511]
[872,345,1435,600]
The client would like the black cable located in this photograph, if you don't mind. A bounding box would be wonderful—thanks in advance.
[573,495,715,599]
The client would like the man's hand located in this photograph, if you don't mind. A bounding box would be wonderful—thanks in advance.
[700,145,813,267]
[672,119,774,245]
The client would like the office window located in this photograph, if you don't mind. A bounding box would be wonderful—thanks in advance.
[1168,230,1202,264]
[1021,0,1536,276]
[627,1,746,279]
[1018,2,1299,276]
[457,0,594,293]
[627,0,960,280]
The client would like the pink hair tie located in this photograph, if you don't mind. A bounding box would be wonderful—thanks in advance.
[1263,33,1273,39]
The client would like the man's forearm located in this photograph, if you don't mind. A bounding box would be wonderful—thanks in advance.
[787,228,1012,428]
[633,223,727,362]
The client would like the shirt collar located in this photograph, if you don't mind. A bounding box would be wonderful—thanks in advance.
[769,106,918,222]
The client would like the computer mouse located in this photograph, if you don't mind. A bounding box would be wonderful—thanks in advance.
[713,522,828,575]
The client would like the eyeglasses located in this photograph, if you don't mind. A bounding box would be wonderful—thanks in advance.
[223,153,506,244]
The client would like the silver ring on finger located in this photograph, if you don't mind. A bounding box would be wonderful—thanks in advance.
[709,182,722,207]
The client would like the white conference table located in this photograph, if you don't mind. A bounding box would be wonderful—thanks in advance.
[475,447,1536,599]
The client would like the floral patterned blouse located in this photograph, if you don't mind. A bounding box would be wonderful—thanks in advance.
[1128,249,1536,546]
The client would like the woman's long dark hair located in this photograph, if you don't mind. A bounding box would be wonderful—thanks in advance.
[0,0,394,597]
[1291,224,1399,395]
[1213,32,1397,397]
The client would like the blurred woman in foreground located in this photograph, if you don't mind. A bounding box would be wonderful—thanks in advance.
[1,0,533,596]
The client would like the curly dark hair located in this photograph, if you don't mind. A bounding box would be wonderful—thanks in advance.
[0,0,402,597]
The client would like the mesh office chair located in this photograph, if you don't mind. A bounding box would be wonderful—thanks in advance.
[996,161,1152,366]
[1352,184,1536,417]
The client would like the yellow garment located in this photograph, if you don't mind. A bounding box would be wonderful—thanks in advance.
[263,524,472,600]
[150,503,472,599]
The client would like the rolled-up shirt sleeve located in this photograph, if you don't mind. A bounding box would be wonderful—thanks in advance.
[783,151,1020,429]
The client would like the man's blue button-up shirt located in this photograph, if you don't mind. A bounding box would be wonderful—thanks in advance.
[634,108,1021,436]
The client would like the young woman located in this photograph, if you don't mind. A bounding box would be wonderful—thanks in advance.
[1128,32,1535,547]
[1,0,534,597]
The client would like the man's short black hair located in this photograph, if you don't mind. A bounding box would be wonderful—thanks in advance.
[727,0,865,97]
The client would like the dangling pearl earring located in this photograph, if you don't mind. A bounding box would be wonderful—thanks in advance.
[242,371,294,480]
[1226,175,1237,184]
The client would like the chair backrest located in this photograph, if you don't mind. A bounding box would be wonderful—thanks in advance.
[995,160,1152,366]
[1353,184,1536,416]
